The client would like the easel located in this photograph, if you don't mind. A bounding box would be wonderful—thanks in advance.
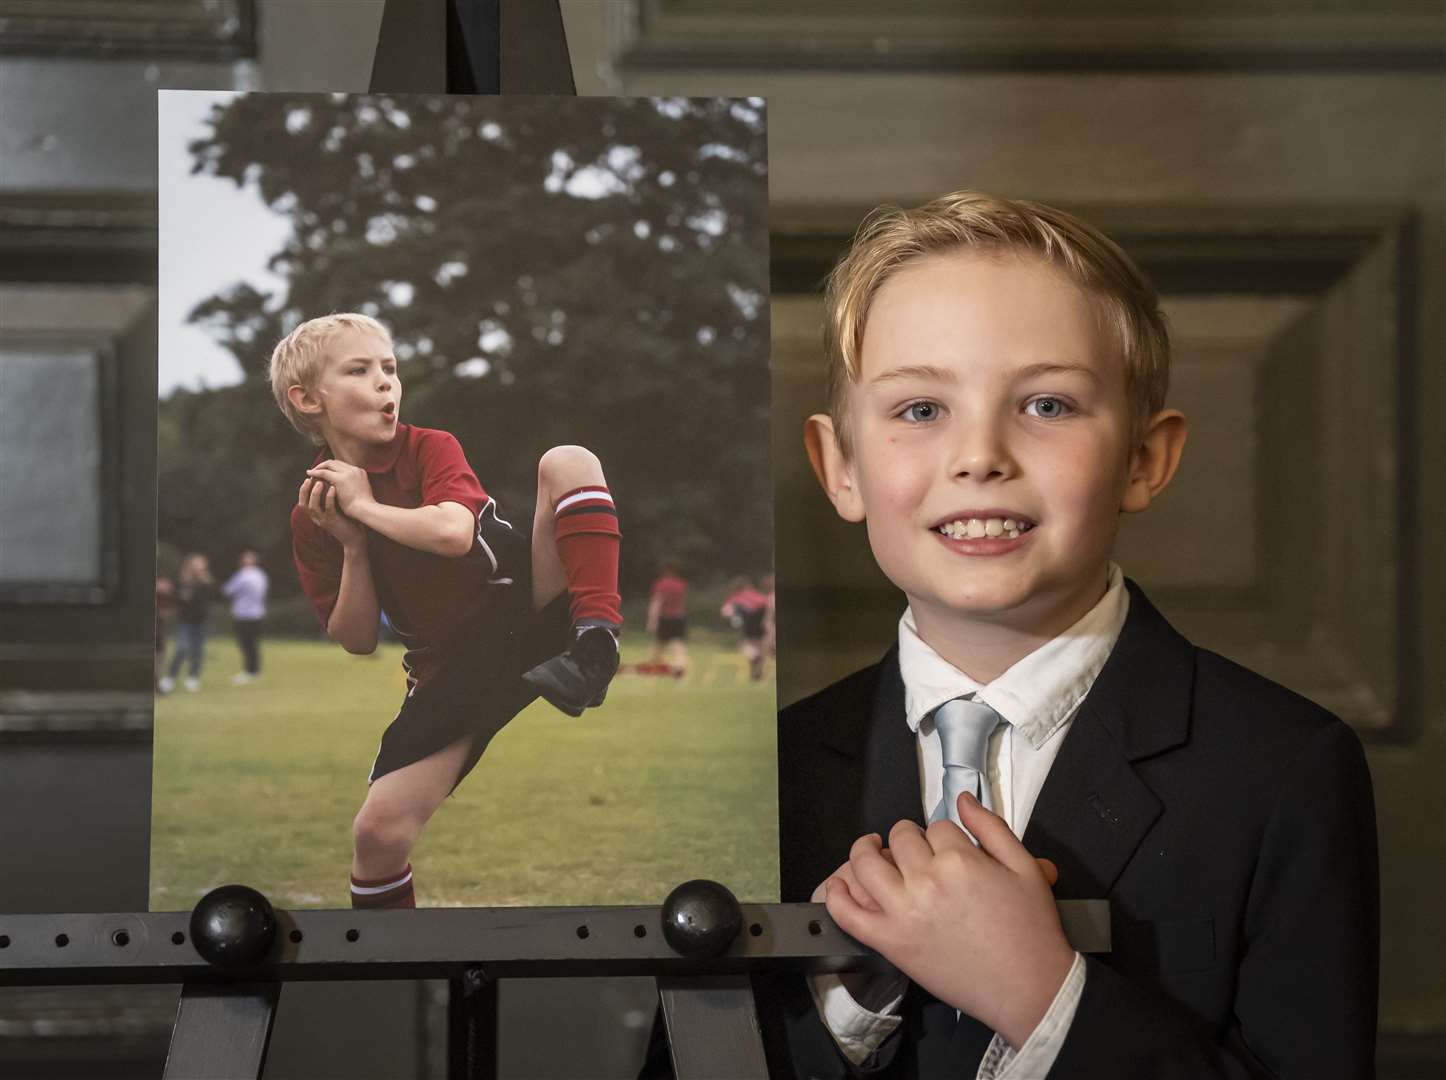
[0,881,1109,1077]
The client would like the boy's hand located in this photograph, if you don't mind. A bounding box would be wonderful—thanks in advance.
[300,477,364,548]
[305,460,375,516]
[823,792,1074,1050]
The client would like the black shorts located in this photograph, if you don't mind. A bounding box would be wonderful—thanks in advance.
[738,608,767,639]
[655,616,687,642]
[367,508,572,788]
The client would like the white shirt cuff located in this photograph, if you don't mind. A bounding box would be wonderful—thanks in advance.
[977,951,1086,1080]
[808,972,908,1066]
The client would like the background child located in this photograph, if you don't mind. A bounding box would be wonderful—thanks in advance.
[721,575,771,682]
[160,553,213,694]
[221,548,269,684]
[271,313,622,908]
[645,559,689,678]
[765,192,1378,1078]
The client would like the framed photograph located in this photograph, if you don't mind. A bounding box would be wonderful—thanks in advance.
[152,90,776,911]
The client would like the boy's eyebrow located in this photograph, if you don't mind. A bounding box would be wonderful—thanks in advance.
[866,361,1101,387]
[866,364,958,387]
[1013,361,1102,385]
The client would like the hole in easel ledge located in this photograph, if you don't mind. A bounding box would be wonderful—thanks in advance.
[749,923,763,937]
[576,925,590,940]
[171,931,185,945]
[111,930,130,947]
[55,934,69,948]
[633,924,647,938]
[807,920,822,936]
[289,929,303,944]
[0,935,10,948]
[345,929,360,943]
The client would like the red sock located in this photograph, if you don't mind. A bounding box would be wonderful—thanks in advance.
[552,486,622,626]
[351,864,416,909]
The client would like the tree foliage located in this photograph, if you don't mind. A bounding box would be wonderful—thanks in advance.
[159,94,772,605]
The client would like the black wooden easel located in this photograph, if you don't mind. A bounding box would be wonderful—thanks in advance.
[0,886,1109,1078]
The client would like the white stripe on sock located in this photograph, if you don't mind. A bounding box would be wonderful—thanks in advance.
[555,488,613,513]
[351,869,413,895]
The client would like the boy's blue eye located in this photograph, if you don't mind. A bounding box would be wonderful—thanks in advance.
[1026,397,1071,420]
[902,401,940,423]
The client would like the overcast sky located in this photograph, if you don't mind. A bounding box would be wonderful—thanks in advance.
[158,90,291,399]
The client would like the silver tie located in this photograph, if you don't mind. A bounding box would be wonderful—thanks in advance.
[929,698,1003,833]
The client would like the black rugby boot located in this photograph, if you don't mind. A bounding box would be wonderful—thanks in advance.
[523,621,620,717]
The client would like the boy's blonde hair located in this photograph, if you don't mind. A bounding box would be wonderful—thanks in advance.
[268,313,392,444]
[823,191,1169,454]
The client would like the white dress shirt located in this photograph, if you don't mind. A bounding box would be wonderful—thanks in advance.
[810,563,1129,1078]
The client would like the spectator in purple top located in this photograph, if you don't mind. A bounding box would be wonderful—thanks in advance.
[223,549,270,684]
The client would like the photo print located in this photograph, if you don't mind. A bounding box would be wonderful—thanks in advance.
[153,90,775,910]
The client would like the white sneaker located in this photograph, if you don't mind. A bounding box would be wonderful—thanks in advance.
[157,676,174,694]
[231,672,254,686]
[184,677,200,692]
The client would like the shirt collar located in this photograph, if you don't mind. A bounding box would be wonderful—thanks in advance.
[898,562,1129,749]
[318,423,409,474]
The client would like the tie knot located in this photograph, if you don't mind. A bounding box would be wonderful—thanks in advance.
[933,698,1002,771]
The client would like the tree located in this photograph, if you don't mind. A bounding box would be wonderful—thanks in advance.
[160,94,773,605]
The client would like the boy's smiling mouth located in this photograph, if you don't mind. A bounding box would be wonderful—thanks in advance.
[933,511,1037,541]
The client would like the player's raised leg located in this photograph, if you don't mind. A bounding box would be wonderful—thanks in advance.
[349,737,473,908]
[522,445,622,716]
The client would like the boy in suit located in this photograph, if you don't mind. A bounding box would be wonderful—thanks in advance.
[773,192,1379,1078]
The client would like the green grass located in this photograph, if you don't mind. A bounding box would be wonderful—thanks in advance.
[150,636,778,910]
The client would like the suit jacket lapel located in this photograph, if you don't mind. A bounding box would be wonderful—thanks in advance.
[810,647,922,863]
[859,649,925,840]
[1023,580,1193,899]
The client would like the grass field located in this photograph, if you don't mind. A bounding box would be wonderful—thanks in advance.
[150,634,778,910]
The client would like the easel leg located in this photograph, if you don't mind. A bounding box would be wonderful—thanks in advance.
[164,982,279,1080]
[448,965,498,1080]
[657,975,768,1080]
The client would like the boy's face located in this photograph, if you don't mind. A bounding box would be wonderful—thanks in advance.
[299,328,401,447]
[814,250,1160,642]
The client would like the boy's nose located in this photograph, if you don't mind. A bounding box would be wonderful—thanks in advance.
[949,420,1015,480]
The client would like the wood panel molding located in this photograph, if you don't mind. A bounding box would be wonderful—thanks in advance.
[624,0,1446,72]
[0,0,256,59]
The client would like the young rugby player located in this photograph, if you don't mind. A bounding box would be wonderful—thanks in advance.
[271,313,622,908]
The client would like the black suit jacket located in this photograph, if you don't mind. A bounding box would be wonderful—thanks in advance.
[765,582,1379,1079]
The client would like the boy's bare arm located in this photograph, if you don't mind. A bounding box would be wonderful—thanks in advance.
[823,791,1074,1050]
[299,478,380,654]
[306,460,474,558]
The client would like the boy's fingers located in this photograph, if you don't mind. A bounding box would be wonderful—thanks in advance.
[814,862,883,912]
[886,819,938,876]
[957,792,1035,874]
[924,816,979,856]
[823,876,886,949]
[1036,858,1059,888]
[849,833,905,906]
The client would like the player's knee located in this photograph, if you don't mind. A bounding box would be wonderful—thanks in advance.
[537,444,600,488]
[352,802,418,860]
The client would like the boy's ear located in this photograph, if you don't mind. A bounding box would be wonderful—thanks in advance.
[1122,408,1188,513]
[804,414,866,523]
[286,384,323,418]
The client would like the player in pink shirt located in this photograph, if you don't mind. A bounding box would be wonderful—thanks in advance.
[721,575,770,682]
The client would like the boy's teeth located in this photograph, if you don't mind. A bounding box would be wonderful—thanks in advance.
[937,517,1029,540]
